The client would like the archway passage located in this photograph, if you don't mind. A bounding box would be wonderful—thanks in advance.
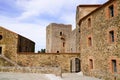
[70,58,81,73]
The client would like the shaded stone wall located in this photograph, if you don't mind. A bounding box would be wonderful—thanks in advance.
[65,29,77,53]
[18,35,35,52]
[79,0,120,80]
[17,53,80,73]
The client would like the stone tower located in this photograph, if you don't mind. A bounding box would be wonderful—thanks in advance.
[46,23,72,53]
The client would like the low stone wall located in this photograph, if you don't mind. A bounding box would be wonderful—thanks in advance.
[0,66,61,76]
[17,53,80,73]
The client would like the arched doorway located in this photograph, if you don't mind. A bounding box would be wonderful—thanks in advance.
[70,58,81,73]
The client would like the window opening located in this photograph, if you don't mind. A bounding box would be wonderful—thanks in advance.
[112,60,117,72]
[109,30,114,43]
[109,5,114,17]
[89,59,93,69]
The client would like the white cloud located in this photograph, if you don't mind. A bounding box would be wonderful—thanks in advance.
[0,0,107,52]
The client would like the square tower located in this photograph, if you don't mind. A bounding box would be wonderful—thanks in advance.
[46,23,72,53]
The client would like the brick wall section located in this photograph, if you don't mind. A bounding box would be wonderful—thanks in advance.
[79,0,120,80]
[17,53,80,73]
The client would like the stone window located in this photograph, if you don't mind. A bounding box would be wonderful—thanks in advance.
[88,37,92,46]
[63,42,65,47]
[60,32,62,36]
[89,59,93,69]
[109,5,114,17]
[112,60,117,72]
[88,18,91,27]
[0,35,3,40]
[109,30,114,43]
[0,47,2,54]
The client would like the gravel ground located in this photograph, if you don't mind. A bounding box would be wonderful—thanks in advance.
[0,72,102,80]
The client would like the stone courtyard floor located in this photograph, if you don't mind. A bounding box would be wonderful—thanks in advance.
[0,72,102,80]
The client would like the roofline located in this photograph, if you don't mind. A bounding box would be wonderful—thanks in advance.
[78,0,115,25]
[0,26,18,35]
[77,4,102,7]
[0,26,35,43]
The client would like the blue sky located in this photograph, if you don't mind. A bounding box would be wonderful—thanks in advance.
[0,0,107,52]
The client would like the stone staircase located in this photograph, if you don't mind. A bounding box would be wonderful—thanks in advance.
[0,55,20,67]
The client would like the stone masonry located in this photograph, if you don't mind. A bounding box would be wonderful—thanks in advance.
[0,27,35,63]
[46,23,72,53]
[78,0,120,80]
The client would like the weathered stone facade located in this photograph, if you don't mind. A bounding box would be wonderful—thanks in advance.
[17,53,80,73]
[78,0,120,79]
[1,0,120,80]
[65,29,77,53]
[0,26,80,74]
[0,27,35,63]
[46,23,72,53]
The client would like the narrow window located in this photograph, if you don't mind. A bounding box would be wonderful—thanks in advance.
[112,60,117,72]
[60,32,62,36]
[63,42,65,47]
[109,5,114,17]
[0,47,2,54]
[109,30,114,43]
[88,18,91,27]
[89,59,93,69]
[88,37,92,46]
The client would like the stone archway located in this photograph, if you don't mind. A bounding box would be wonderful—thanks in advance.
[70,58,81,73]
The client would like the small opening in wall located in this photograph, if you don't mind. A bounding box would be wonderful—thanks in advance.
[88,18,91,27]
[0,47,2,55]
[89,59,93,69]
[109,5,114,17]
[0,35,3,40]
[112,60,117,72]
[57,51,59,53]
[60,32,62,36]
[109,30,114,43]
[88,37,92,46]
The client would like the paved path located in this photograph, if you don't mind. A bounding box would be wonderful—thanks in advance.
[62,73,102,80]
[0,72,49,80]
[0,72,102,80]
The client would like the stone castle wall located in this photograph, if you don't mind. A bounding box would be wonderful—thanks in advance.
[17,53,80,73]
[79,0,120,80]
[65,29,77,53]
